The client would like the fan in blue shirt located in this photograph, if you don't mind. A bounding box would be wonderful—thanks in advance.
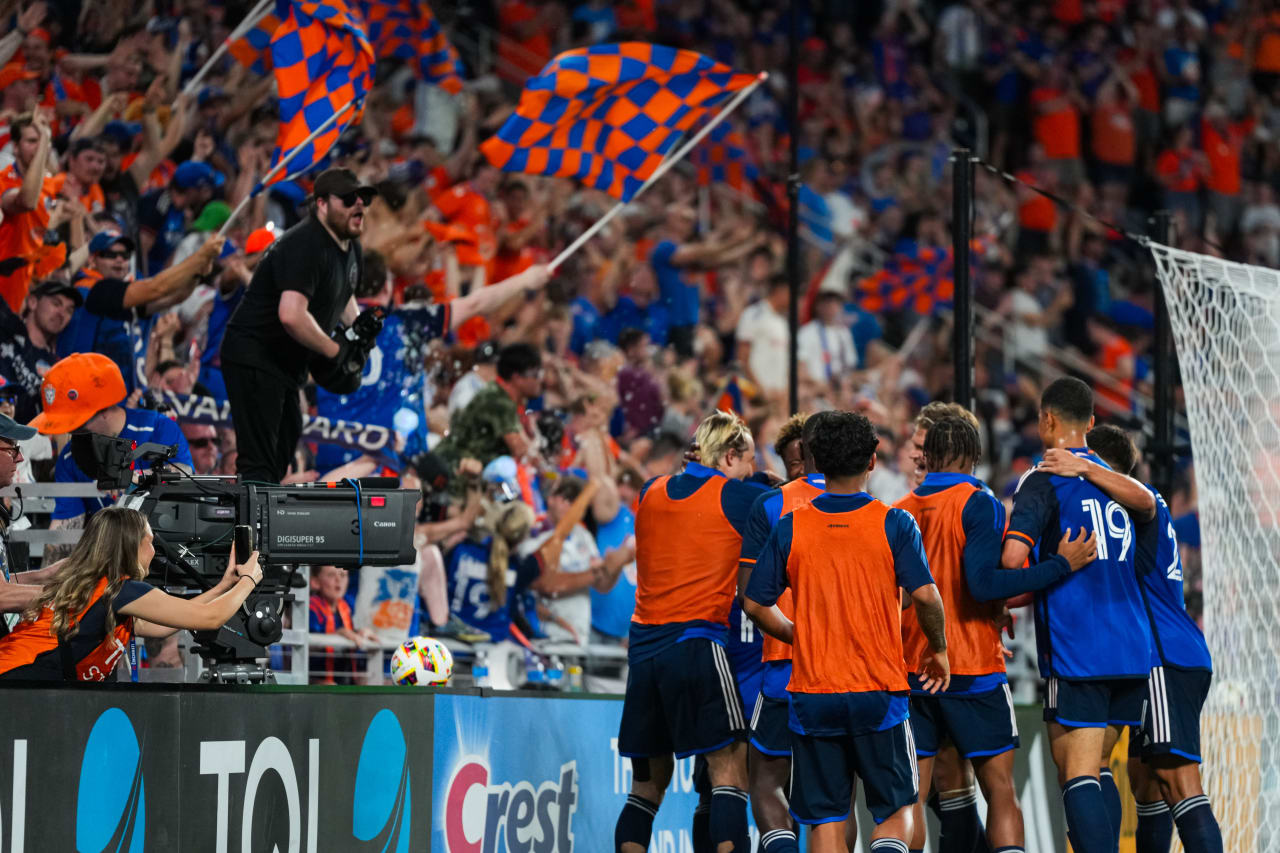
[648,207,766,358]
[1040,426,1222,851]
[311,250,553,475]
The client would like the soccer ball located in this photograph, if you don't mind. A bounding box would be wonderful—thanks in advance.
[390,636,453,686]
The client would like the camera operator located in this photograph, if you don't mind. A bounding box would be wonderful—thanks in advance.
[220,167,376,484]
[29,352,193,561]
[0,506,263,682]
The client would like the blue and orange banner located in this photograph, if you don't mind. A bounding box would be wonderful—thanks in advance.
[480,43,756,202]
[267,0,374,181]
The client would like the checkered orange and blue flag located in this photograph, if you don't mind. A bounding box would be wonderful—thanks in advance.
[361,0,464,93]
[693,119,759,193]
[480,43,757,202]
[229,2,284,75]
[267,0,374,181]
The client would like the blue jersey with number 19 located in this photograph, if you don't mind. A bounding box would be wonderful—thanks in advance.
[1006,451,1153,680]
[1136,486,1212,671]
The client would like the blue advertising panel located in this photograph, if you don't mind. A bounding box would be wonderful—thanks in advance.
[431,692,748,853]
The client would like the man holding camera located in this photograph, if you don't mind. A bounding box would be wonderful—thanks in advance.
[220,168,381,484]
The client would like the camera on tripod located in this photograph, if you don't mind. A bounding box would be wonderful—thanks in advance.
[69,432,418,683]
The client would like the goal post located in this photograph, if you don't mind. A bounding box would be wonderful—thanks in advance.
[1148,242,1280,850]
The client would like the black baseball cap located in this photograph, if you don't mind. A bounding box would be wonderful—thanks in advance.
[29,279,84,308]
[313,168,377,203]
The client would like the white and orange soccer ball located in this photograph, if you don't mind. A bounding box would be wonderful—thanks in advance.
[391,636,453,686]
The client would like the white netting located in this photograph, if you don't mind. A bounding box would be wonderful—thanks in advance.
[1149,243,1280,851]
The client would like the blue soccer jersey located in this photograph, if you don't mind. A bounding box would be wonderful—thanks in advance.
[1006,452,1153,680]
[446,538,538,642]
[1136,487,1212,671]
[314,302,450,469]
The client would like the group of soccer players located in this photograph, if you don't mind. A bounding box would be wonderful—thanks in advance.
[614,376,1223,853]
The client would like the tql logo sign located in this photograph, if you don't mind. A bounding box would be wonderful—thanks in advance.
[77,708,146,853]
[443,759,578,853]
[200,708,411,853]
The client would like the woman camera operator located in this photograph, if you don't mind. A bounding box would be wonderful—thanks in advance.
[0,506,263,681]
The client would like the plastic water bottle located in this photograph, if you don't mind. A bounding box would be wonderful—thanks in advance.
[526,653,547,689]
[547,656,565,691]
[567,663,584,692]
[472,649,491,688]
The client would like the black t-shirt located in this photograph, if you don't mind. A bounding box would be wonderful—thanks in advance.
[220,216,361,383]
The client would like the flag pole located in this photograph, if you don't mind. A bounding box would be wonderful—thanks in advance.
[181,0,277,99]
[217,98,360,239]
[548,72,767,272]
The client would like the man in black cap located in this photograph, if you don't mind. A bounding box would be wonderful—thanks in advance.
[0,279,80,423]
[220,167,380,483]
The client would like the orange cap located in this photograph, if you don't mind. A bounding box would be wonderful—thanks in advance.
[245,226,277,254]
[28,353,127,435]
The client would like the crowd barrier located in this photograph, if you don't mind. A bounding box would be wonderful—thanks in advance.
[0,685,1069,852]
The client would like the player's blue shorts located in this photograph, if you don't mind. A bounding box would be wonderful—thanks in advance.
[789,720,918,825]
[1137,665,1211,763]
[910,684,1020,759]
[1043,676,1146,728]
[617,638,747,758]
[750,692,791,757]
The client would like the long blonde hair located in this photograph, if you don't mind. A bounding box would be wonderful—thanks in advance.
[482,501,535,609]
[25,507,149,641]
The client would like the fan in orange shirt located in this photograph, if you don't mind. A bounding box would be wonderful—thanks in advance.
[1156,125,1207,229]
[50,137,108,214]
[493,178,546,283]
[433,162,500,279]
[1201,101,1252,237]
[1030,63,1085,186]
[0,111,65,313]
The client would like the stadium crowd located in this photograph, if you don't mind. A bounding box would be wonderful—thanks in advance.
[2,0,1275,674]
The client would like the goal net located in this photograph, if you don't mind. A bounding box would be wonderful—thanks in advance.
[1149,243,1280,851]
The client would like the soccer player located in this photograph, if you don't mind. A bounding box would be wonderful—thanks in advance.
[897,415,1098,853]
[738,412,835,853]
[1000,377,1155,853]
[614,411,761,853]
[745,410,949,853]
[1040,426,1223,853]
[903,402,993,851]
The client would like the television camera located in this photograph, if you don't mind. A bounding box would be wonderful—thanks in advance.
[70,432,418,683]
